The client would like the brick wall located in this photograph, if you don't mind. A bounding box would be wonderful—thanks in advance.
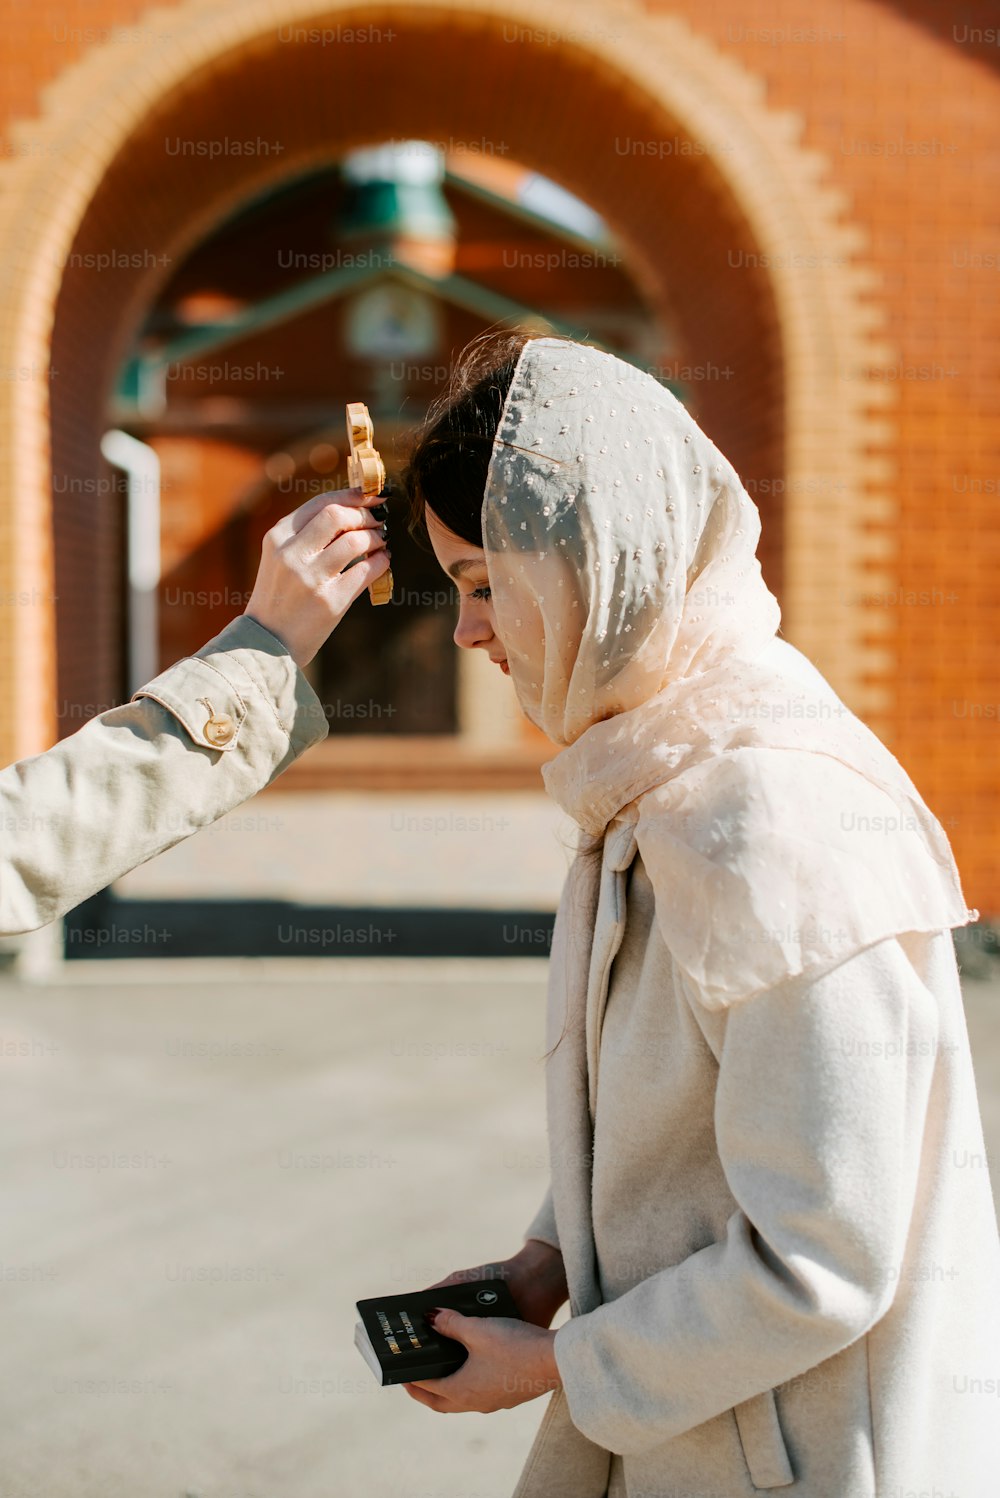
[655,0,1000,890]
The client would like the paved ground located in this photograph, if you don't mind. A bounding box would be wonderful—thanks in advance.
[1,955,998,1498]
[113,792,575,910]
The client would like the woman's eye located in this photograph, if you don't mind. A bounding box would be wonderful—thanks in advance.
[470,585,492,601]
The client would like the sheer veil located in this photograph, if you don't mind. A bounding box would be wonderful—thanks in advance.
[481,336,972,1008]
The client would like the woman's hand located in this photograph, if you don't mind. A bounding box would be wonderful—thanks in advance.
[425,1239,569,1329]
[243,488,390,667]
[403,1311,560,1414]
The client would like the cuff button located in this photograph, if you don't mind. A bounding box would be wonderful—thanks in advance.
[203,712,236,747]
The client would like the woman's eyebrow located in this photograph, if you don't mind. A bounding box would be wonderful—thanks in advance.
[447,557,487,581]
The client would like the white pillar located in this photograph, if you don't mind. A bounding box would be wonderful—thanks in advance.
[100,430,161,694]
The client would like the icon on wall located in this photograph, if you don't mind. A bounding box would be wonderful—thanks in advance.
[344,283,442,359]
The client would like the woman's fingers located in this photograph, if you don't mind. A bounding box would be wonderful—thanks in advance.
[296,485,388,527]
[242,507,390,665]
[327,542,391,610]
[425,1264,509,1292]
[426,1272,478,1291]
[313,524,387,582]
[402,1383,450,1412]
[268,487,386,552]
[297,501,384,563]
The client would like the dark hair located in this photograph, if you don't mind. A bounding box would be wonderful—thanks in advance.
[401,327,601,1063]
[400,327,581,548]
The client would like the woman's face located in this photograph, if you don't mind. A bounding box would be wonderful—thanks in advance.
[425,506,510,675]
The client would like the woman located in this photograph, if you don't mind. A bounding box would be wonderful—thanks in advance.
[398,330,1000,1497]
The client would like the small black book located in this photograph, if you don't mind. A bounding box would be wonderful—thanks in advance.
[355,1278,521,1387]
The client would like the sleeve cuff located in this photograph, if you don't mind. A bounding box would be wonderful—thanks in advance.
[524,1187,560,1252]
[132,614,329,760]
[552,1310,632,1452]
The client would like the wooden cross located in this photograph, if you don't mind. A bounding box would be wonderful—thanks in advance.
[346,401,393,606]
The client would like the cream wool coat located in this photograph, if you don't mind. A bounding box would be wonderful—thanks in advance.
[514,670,1000,1498]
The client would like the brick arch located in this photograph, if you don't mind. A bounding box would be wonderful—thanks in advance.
[0,0,891,762]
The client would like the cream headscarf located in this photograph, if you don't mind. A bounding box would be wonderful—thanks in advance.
[482,336,973,1009]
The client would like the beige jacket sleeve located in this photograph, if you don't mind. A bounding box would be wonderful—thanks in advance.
[524,1186,561,1252]
[552,935,940,1455]
[0,615,328,936]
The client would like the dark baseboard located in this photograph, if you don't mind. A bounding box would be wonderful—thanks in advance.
[62,893,555,960]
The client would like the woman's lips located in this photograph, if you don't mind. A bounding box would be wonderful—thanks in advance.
[492,658,510,675]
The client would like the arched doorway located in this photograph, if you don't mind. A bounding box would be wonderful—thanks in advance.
[110,142,670,774]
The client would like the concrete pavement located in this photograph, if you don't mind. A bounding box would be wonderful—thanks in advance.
[0,958,554,1498]
[1,955,997,1498]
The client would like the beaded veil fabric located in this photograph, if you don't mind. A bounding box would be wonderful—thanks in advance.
[481,337,972,1008]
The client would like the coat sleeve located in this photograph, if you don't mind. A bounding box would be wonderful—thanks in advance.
[524,1186,560,1252]
[0,615,328,936]
[552,934,941,1455]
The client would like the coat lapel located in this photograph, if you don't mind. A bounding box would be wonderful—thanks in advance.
[544,808,640,1322]
[585,810,640,1119]
[517,808,643,1498]
[543,843,602,1316]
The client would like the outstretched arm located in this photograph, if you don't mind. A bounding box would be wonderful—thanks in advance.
[0,615,325,935]
[0,489,389,936]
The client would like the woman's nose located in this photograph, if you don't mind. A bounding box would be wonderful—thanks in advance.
[453,602,492,652]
